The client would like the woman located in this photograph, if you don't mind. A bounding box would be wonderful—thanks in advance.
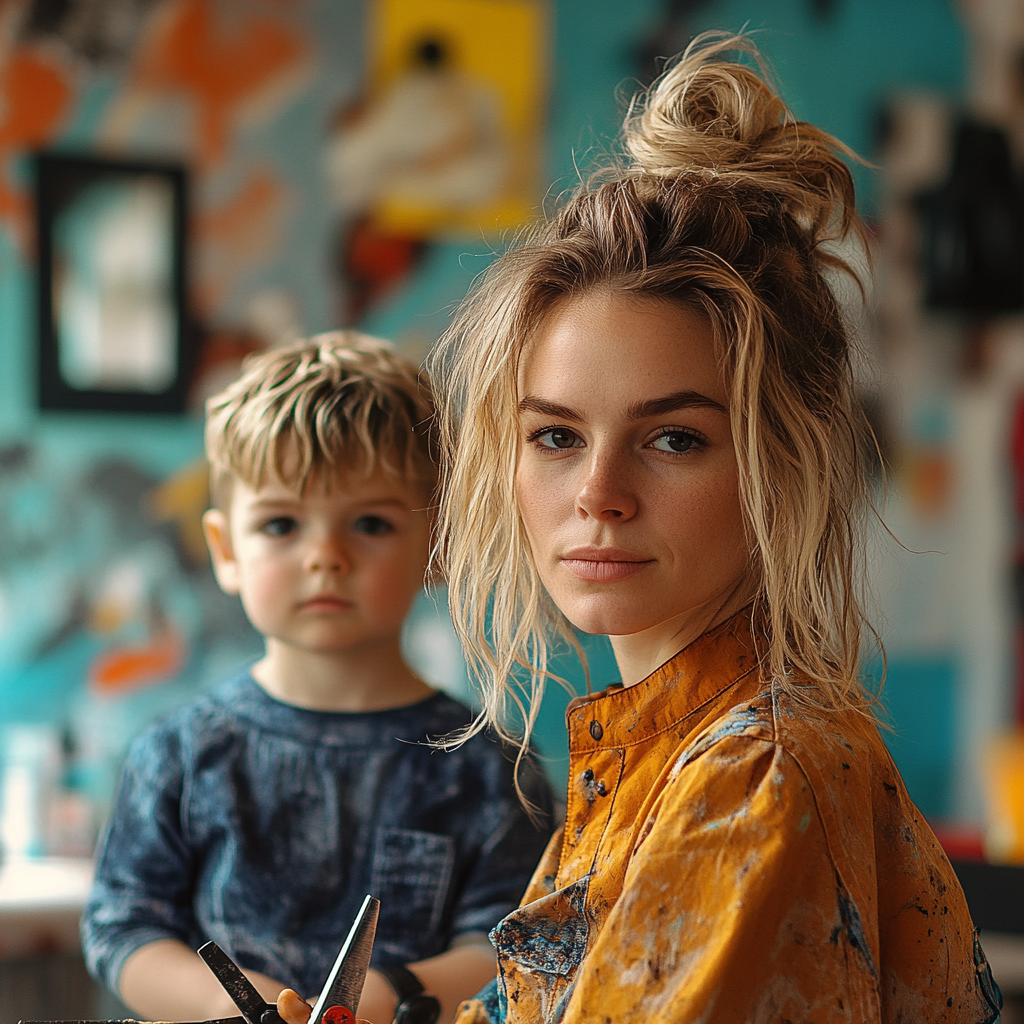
[278,32,1000,1024]
[427,33,1000,1024]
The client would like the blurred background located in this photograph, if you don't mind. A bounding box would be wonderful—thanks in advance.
[3,0,1024,1018]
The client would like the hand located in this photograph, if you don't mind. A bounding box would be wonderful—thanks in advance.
[276,990,373,1024]
[355,969,400,1024]
[277,989,312,1024]
[119,939,291,1020]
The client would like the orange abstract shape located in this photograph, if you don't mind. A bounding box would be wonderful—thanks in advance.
[147,459,211,566]
[0,47,72,241]
[194,166,290,313]
[905,447,953,520]
[89,626,186,695]
[129,0,306,168]
[981,730,1024,863]
[200,166,282,238]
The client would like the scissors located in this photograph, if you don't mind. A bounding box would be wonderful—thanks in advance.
[19,894,380,1024]
[198,894,380,1024]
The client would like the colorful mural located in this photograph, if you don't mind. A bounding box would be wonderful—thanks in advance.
[0,0,366,338]
[0,0,377,852]
[0,446,261,850]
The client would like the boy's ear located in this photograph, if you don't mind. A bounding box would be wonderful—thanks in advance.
[202,509,241,595]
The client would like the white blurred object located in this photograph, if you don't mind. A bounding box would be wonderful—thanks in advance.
[56,177,178,394]
[326,68,509,216]
[0,856,93,909]
[0,726,61,860]
[244,288,303,348]
[0,856,94,959]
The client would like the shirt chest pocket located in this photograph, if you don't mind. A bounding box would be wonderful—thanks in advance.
[371,828,456,938]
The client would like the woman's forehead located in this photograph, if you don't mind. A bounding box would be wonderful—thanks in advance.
[518,290,726,413]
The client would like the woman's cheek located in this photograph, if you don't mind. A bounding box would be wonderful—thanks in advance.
[517,461,569,539]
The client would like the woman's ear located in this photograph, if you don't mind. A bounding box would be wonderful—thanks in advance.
[202,508,241,595]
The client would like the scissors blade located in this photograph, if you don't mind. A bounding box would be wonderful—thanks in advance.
[198,940,274,1024]
[308,894,380,1024]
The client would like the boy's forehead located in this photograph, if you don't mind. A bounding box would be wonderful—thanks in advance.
[239,464,426,509]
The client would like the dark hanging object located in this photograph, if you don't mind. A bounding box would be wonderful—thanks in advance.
[634,0,714,81]
[917,120,1024,314]
[810,0,839,20]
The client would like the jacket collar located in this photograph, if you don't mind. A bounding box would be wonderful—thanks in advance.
[565,609,761,752]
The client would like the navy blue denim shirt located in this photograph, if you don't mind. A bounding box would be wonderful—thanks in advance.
[81,671,553,998]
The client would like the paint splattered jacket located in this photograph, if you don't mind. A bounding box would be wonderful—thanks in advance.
[457,614,1001,1024]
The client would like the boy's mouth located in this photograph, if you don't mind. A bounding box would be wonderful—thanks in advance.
[299,595,354,611]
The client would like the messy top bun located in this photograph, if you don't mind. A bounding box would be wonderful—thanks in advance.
[430,32,877,764]
[622,34,863,253]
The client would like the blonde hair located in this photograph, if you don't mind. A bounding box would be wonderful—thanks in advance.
[205,331,436,507]
[430,32,878,752]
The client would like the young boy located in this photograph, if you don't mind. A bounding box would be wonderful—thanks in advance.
[82,334,553,1024]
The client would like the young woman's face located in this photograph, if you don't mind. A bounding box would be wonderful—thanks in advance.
[515,289,750,650]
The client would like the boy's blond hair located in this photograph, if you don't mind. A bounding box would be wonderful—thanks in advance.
[205,331,436,508]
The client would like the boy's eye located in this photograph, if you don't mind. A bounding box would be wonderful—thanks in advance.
[353,515,395,537]
[261,516,298,537]
[534,427,583,450]
[650,430,700,454]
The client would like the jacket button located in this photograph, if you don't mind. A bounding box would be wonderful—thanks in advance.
[589,721,603,741]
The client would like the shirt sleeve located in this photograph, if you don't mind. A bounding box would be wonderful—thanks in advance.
[80,722,199,994]
[448,743,556,940]
[560,734,883,1024]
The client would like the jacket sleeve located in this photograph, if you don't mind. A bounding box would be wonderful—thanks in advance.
[80,722,199,994]
[448,741,556,940]
[560,735,882,1024]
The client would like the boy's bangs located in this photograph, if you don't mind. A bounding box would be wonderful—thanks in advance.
[205,332,437,509]
[229,421,423,499]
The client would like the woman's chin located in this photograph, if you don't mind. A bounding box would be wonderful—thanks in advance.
[564,604,656,638]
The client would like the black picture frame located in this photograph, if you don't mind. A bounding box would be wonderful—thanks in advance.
[35,152,189,413]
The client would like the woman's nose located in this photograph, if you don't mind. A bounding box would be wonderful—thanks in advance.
[574,450,638,522]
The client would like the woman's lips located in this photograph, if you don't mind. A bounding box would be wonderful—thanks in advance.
[560,553,653,582]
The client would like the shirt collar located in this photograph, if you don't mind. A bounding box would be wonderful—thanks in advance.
[565,609,760,752]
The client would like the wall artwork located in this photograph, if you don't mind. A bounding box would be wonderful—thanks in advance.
[36,153,188,412]
[327,0,547,321]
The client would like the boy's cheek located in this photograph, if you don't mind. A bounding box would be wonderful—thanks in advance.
[361,560,427,621]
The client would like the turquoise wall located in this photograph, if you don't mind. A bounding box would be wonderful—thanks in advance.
[0,0,969,811]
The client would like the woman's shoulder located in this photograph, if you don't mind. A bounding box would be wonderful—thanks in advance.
[768,681,891,781]
[682,674,892,783]
[668,675,903,844]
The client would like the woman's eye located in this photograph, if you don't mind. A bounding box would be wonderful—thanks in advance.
[262,516,298,537]
[353,515,395,537]
[651,431,699,454]
[536,427,583,450]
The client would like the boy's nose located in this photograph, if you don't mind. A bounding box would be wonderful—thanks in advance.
[305,537,350,573]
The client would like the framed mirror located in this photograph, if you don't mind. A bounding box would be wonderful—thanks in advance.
[36,153,189,413]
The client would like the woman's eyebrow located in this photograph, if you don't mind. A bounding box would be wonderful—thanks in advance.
[627,391,727,419]
[518,391,726,421]
[517,396,584,420]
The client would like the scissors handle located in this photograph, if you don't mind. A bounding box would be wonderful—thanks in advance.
[16,1019,247,1024]
[197,942,283,1024]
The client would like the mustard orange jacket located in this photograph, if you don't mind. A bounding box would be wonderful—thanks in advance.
[457,614,1001,1024]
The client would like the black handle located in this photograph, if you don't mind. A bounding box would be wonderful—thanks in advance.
[197,942,284,1024]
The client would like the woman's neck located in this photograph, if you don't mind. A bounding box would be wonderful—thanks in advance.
[608,589,752,687]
